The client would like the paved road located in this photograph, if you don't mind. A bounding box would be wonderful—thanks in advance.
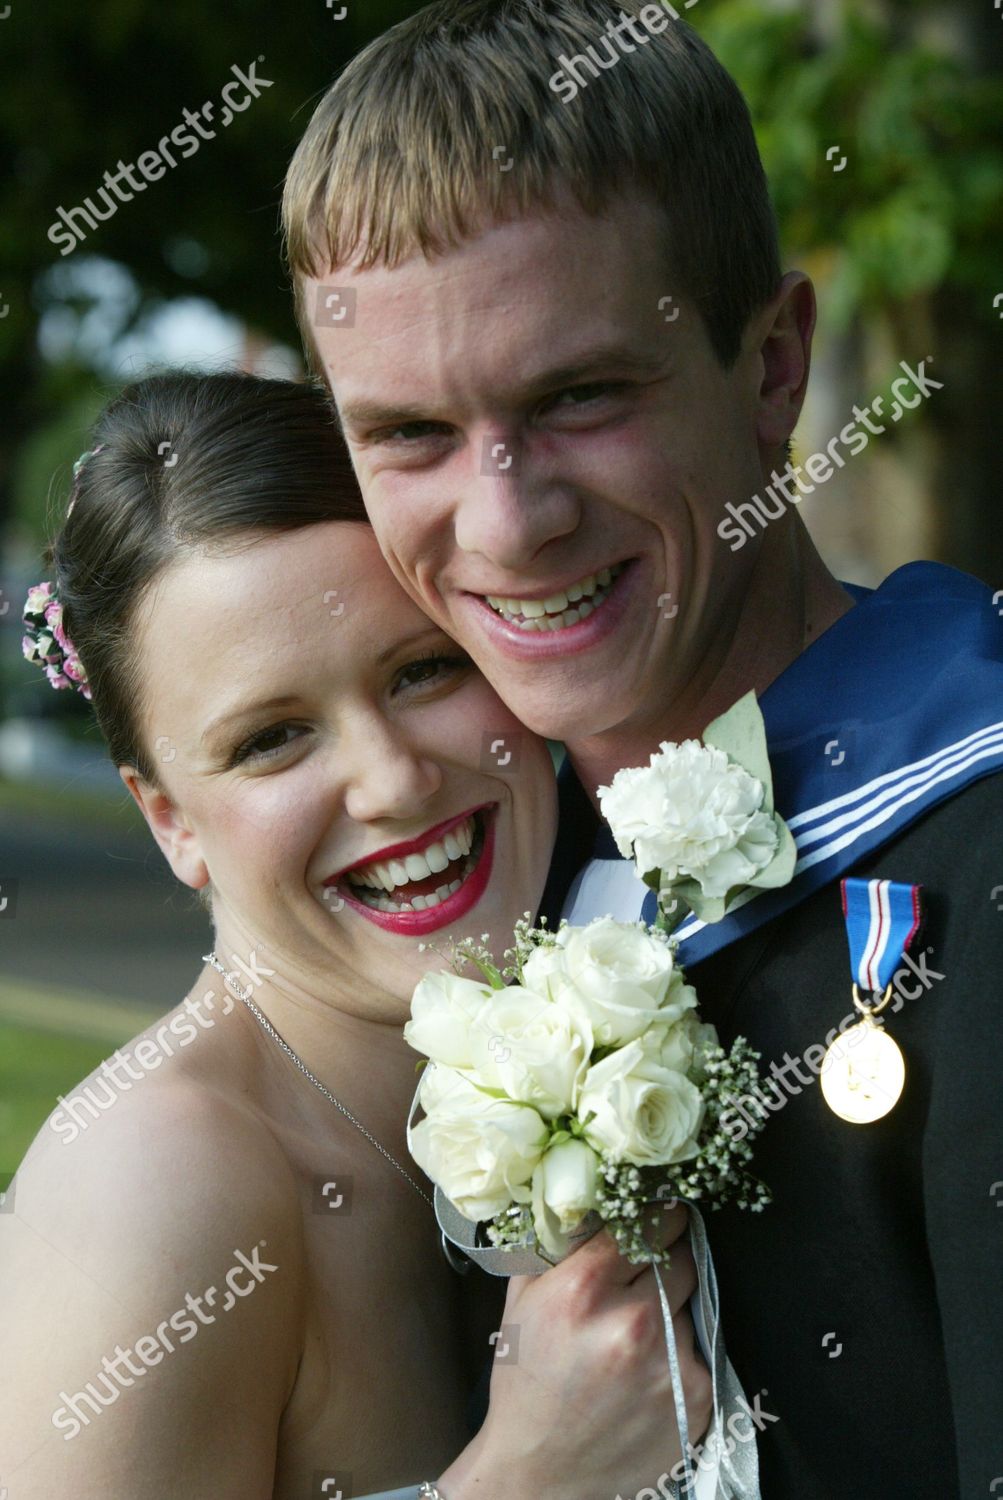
[1,806,212,1016]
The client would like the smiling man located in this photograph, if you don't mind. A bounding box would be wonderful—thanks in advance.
[282,3,1003,1496]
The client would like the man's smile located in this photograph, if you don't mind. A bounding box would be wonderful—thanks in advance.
[457,557,643,660]
[483,562,627,632]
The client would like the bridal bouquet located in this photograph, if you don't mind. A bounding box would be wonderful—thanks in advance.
[406,692,791,1264]
[406,914,769,1262]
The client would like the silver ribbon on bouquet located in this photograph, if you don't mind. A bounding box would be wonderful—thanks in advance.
[409,1077,762,1500]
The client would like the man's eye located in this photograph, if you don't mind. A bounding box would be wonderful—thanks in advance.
[550,383,623,409]
[228,723,305,767]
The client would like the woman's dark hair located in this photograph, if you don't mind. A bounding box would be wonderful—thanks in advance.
[46,370,369,789]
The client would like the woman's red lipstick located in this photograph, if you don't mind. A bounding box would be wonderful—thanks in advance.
[324,804,496,936]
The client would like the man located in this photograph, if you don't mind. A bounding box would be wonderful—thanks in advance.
[282,3,1003,1494]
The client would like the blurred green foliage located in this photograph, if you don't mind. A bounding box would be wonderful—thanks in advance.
[0,1022,113,1174]
[702,3,1003,327]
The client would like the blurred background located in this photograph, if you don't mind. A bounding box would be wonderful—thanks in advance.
[1,0,1001,1182]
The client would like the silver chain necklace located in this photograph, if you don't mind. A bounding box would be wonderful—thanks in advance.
[203,952,434,1209]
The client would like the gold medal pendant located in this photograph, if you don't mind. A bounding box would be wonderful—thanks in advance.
[820,984,906,1124]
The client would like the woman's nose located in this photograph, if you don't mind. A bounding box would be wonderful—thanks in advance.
[340,719,443,825]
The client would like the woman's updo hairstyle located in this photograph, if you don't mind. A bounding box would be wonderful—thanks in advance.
[46,370,369,787]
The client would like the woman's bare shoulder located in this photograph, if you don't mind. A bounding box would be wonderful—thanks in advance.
[8,994,304,1292]
[0,1003,307,1494]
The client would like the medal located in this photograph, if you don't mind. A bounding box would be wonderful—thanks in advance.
[820,878,922,1125]
[820,983,906,1123]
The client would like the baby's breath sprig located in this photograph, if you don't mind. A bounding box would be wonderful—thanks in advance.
[595,1160,672,1266]
[683,1037,772,1204]
[427,915,567,988]
[486,1203,542,1252]
[420,932,507,987]
[592,1037,772,1264]
[501,911,563,986]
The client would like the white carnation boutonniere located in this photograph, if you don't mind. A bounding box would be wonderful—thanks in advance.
[599,689,797,930]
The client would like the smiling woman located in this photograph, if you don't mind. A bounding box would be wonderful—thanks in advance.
[0,371,700,1499]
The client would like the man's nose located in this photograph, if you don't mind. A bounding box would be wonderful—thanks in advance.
[453,436,581,572]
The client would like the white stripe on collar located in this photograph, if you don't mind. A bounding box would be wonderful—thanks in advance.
[789,720,1003,835]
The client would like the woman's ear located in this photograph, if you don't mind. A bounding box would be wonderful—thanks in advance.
[119,765,210,892]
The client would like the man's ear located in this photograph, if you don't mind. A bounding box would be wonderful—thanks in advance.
[119,766,210,892]
[749,270,817,454]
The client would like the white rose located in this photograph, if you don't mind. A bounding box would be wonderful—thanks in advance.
[416,1058,467,1112]
[598,740,779,899]
[527,917,690,1047]
[468,986,593,1119]
[579,1039,705,1166]
[530,1138,602,1259]
[640,1009,718,1077]
[519,933,571,992]
[404,971,494,1069]
[410,1065,549,1221]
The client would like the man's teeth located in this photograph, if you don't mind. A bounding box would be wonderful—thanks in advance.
[486,565,623,630]
[343,815,478,912]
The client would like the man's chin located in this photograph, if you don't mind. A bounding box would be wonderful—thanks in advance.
[475,674,632,749]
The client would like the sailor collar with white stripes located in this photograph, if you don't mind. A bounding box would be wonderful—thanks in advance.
[551,561,1003,969]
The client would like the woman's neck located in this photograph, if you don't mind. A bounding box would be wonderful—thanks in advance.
[201,932,421,1148]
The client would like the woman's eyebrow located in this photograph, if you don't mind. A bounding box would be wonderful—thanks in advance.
[374,626,459,668]
[202,630,459,739]
[201,695,303,746]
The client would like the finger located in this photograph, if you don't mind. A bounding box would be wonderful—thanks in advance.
[513,1210,693,1309]
[620,1238,697,1309]
[585,1205,690,1288]
[637,1198,689,1251]
[670,1307,714,1441]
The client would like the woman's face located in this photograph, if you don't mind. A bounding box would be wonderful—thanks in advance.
[126,523,558,1012]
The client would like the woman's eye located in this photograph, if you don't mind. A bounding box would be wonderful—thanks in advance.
[229,723,305,767]
[377,421,450,444]
[394,653,472,694]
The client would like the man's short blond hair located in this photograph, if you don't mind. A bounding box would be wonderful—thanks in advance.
[283,0,781,372]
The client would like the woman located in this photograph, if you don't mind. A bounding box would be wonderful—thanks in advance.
[1,373,709,1499]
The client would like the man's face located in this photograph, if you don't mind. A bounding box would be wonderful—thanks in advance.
[307,191,779,744]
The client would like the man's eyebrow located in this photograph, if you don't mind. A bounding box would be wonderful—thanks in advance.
[531,346,670,391]
[336,396,440,434]
[336,346,669,433]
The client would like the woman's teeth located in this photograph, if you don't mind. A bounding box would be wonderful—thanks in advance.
[486,564,624,630]
[343,814,479,913]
